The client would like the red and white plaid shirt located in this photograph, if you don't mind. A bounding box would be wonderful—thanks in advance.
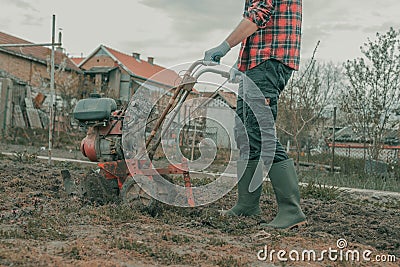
[238,0,302,71]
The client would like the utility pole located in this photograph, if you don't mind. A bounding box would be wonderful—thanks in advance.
[48,14,56,165]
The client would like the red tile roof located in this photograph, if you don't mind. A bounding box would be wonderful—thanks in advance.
[0,31,80,72]
[103,45,181,87]
[201,90,237,109]
[70,57,84,66]
[219,91,237,108]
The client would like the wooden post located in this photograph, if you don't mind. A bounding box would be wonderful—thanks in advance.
[190,121,197,161]
[48,14,56,165]
[331,106,337,172]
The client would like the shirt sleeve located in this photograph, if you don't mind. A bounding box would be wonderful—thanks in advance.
[243,0,275,28]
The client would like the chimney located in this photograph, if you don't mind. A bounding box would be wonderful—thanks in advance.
[147,57,154,65]
[132,52,140,60]
[56,30,63,53]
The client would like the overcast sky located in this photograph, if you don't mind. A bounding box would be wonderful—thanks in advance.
[1,0,399,69]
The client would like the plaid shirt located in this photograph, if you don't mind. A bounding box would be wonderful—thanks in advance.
[238,0,302,71]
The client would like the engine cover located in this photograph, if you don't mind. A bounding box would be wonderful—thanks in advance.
[73,96,117,122]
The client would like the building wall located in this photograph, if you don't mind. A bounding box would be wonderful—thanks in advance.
[0,51,81,90]
[80,55,116,70]
[206,106,236,149]
[0,51,38,86]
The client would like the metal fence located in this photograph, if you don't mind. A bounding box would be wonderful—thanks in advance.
[329,143,400,163]
[297,142,400,178]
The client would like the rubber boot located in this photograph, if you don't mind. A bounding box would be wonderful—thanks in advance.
[221,160,263,216]
[265,159,307,229]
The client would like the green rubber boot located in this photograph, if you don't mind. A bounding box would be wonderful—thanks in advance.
[265,159,307,229]
[221,160,263,216]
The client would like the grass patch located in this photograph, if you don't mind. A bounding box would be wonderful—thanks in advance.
[208,237,227,247]
[63,246,81,260]
[110,237,190,265]
[296,152,400,192]
[111,238,153,254]
[213,255,247,267]
[5,127,84,148]
[12,151,38,163]
[300,170,400,192]
[101,204,134,221]
[0,218,68,241]
[161,232,191,244]
[24,217,68,241]
[300,181,343,201]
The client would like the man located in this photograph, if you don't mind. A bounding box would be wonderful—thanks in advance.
[204,0,307,229]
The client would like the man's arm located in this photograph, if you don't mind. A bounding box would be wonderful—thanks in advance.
[225,18,258,48]
[226,0,275,48]
[203,0,274,63]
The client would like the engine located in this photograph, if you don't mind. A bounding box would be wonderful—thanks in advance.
[73,94,124,162]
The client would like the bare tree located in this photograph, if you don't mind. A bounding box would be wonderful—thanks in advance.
[33,57,83,102]
[277,49,342,164]
[31,56,84,133]
[340,27,400,160]
[54,60,81,111]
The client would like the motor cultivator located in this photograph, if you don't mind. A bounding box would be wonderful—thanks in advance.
[69,61,231,207]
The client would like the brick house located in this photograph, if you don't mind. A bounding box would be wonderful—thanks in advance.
[77,45,184,102]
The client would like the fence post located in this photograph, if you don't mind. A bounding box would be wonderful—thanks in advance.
[190,121,197,161]
[331,107,337,172]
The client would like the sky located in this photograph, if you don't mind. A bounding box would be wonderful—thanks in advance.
[0,0,399,69]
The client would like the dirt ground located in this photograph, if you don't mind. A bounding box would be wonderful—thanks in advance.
[0,149,399,266]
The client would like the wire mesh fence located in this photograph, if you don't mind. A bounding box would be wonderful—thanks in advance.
[296,142,400,182]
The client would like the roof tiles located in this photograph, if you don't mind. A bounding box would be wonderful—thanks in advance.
[103,46,181,87]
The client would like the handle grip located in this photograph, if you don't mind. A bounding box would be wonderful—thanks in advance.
[212,55,221,64]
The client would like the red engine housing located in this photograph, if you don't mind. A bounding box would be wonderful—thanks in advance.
[80,111,124,162]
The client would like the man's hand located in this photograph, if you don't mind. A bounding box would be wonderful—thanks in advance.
[229,60,242,83]
[203,41,231,64]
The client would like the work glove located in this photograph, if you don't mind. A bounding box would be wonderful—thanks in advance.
[203,40,231,65]
[229,60,242,83]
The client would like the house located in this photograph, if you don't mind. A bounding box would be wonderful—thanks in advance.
[199,90,237,149]
[77,45,184,102]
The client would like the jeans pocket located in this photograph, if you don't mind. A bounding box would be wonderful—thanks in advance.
[276,63,293,93]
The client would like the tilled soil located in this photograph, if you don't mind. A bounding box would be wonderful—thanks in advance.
[0,155,399,267]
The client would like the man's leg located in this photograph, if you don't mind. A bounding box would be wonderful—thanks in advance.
[222,80,264,216]
[242,59,307,228]
[266,158,307,228]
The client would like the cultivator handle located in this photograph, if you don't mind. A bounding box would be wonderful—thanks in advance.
[145,60,230,160]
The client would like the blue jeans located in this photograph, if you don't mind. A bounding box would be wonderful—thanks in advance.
[234,59,293,164]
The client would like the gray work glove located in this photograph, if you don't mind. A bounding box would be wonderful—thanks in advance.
[229,60,242,83]
[203,41,231,65]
